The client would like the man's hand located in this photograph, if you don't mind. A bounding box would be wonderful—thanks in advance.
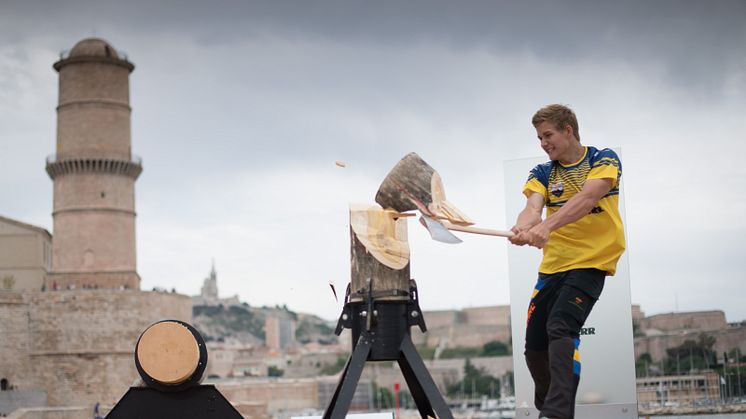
[508,192,545,247]
[523,222,551,248]
[517,177,614,249]
[508,225,530,246]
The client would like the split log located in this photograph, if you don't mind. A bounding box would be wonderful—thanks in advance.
[350,204,410,302]
[375,152,474,225]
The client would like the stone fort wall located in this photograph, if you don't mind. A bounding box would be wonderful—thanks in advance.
[217,378,318,414]
[411,305,512,348]
[0,290,192,407]
[639,311,727,332]
[0,293,33,395]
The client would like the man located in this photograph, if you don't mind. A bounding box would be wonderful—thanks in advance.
[509,104,625,419]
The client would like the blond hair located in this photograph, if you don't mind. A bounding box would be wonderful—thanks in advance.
[532,104,580,141]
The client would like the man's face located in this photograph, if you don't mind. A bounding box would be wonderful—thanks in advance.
[535,121,576,162]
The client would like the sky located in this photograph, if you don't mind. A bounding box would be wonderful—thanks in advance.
[1,0,745,322]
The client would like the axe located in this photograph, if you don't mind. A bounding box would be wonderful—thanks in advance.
[376,152,513,244]
[420,215,514,244]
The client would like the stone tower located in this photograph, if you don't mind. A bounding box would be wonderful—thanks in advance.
[45,38,141,290]
[0,37,194,411]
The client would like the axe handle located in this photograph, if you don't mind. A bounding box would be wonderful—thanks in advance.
[441,221,515,238]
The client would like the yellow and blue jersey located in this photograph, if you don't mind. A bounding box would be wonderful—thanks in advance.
[522,146,626,275]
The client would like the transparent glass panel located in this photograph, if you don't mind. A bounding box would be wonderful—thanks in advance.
[504,150,637,416]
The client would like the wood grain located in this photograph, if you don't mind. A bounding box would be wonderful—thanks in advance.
[136,321,200,385]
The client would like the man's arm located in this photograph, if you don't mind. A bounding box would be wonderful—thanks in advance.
[508,192,545,246]
[521,178,614,248]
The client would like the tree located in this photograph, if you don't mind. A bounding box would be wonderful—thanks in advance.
[482,340,510,356]
[440,347,480,359]
[635,353,653,377]
[371,382,395,409]
[446,359,501,398]
[268,366,284,377]
[661,334,717,375]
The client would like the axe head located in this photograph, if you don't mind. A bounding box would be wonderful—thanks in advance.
[419,215,462,244]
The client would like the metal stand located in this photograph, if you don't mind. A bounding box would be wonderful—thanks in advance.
[323,280,453,419]
[106,385,243,418]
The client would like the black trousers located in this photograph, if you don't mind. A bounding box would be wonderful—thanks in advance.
[524,268,605,419]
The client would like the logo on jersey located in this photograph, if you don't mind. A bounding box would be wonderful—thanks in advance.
[550,182,564,197]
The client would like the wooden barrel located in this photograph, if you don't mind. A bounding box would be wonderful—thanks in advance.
[134,320,207,392]
[349,204,411,302]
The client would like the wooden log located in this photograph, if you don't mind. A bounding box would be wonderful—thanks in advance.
[375,152,474,225]
[135,321,204,387]
[350,204,410,302]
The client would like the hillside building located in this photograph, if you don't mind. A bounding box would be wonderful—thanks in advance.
[266,316,297,351]
[192,261,240,307]
[0,216,51,292]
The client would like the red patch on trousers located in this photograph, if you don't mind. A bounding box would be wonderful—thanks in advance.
[526,302,536,327]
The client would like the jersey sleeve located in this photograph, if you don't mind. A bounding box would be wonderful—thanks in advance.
[522,163,549,200]
[588,148,622,188]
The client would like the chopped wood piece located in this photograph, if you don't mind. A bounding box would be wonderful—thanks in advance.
[350,204,411,302]
[375,152,474,226]
[350,204,409,270]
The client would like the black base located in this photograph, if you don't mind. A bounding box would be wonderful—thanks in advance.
[106,385,243,419]
[324,280,452,419]
[322,332,453,419]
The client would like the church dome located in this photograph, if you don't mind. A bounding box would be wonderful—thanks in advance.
[68,38,120,59]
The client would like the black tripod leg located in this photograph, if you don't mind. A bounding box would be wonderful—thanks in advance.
[322,335,372,419]
[398,353,436,418]
[399,337,454,419]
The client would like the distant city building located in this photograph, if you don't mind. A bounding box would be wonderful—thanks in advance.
[0,215,51,292]
[637,371,721,406]
[266,316,296,351]
[192,261,240,307]
[632,304,646,325]
[204,341,262,378]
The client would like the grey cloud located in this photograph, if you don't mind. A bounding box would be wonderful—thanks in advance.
[4,0,745,90]
[1,0,745,321]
